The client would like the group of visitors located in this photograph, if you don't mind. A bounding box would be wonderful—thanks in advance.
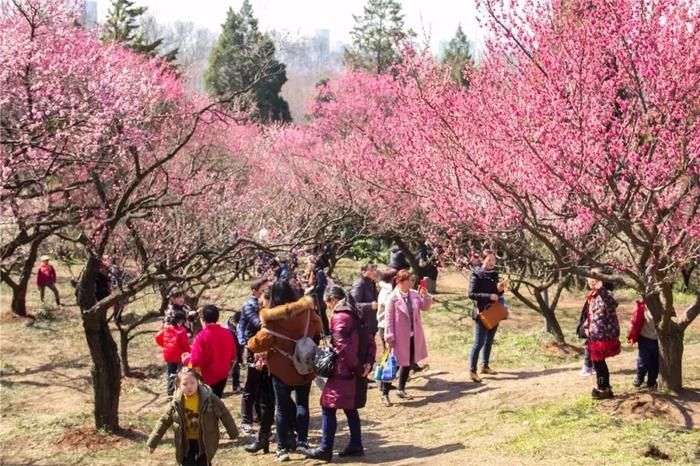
[28,245,656,465]
[147,254,438,464]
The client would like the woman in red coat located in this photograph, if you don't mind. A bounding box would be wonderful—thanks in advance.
[305,286,376,462]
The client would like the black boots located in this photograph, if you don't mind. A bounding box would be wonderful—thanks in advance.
[339,445,365,457]
[304,447,333,462]
[244,431,270,454]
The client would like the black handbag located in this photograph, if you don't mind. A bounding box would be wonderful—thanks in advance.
[313,344,337,378]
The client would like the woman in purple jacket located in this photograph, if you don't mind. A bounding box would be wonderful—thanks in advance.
[304,286,376,462]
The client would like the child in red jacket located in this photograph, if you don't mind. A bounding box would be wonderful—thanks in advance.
[155,310,191,396]
[627,300,659,390]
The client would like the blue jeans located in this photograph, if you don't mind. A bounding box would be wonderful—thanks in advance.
[166,362,181,396]
[470,319,498,372]
[321,407,362,452]
[272,376,310,449]
[637,336,660,387]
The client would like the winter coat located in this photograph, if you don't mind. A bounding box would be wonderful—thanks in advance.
[377,281,394,330]
[247,296,323,386]
[349,276,379,335]
[236,296,261,346]
[184,324,236,386]
[468,266,504,316]
[584,288,621,361]
[147,383,238,464]
[389,246,411,271]
[36,263,57,287]
[627,301,645,344]
[384,289,432,367]
[321,300,376,410]
[155,325,191,364]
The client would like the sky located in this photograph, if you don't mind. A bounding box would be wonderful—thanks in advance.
[93,0,486,52]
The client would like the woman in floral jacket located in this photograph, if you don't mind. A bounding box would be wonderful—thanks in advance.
[583,270,620,399]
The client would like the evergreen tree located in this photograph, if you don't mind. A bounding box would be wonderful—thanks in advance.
[344,0,414,74]
[102,0,176,61]
[441,25,474,87]
[204,1,291,122]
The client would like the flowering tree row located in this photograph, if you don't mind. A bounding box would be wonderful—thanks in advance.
[246,0,700,391]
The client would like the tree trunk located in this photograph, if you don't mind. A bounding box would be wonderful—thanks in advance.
[159,286,169,316]
[658,324,684,393]
[78,256,121,432]
[510,284,566,344]
[119,330,131,378]
[10,283,28,317]
[392,237,421,287]
[681,266,695,293]
[541,305,566,344]
[2,235,43,316]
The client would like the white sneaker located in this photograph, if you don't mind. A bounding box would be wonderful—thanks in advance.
[579,365,595,376]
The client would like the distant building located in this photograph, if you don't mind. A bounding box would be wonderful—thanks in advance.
[80,1,98,31]
[313,29,330,57]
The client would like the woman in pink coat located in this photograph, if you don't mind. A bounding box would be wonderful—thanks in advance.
[382,269,432,406]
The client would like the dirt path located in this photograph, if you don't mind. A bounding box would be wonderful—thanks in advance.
[340,342,700,466]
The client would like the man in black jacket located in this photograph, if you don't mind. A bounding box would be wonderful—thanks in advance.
[349,263,379,337]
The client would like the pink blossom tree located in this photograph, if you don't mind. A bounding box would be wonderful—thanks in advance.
[1,0,273,430]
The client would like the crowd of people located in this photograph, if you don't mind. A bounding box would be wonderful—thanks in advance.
[33,247,658,465]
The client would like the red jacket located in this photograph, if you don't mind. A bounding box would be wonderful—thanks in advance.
[184,324,236,386]
[627,300,646,345]
[36,264,56,286]
[155,325,191,363]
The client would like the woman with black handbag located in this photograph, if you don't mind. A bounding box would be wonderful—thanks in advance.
[304,286,376,462]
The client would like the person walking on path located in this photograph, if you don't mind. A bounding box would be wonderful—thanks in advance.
[36,255,60,306]
[304,286,376,462]
[183,305,237,398]
[468,250,506,383]
[382,269,433,406]
[147,367,238,465]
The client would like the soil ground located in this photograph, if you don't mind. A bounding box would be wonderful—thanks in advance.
[1,263,699,465]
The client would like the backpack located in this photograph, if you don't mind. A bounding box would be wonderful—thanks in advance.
[262,308,317,375]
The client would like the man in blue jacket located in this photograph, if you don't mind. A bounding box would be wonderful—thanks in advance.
[237,278,268,433]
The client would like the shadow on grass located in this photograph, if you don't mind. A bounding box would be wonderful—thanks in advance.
[0,357,90,377]
[496,367,576,380]
[402,378,495,407]
[331,428,465,464]
[0,357,91,392]
[667,388,700,429]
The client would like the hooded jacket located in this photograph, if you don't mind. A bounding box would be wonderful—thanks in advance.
[320,300,376,410]
[147,383,238,464]
[247,296,323,386]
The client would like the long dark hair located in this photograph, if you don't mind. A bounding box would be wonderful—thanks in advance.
[270,279,298,307]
